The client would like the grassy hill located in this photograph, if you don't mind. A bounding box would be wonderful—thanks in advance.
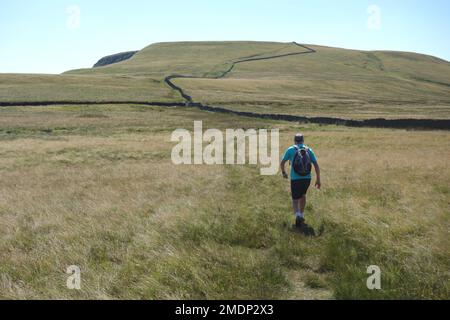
[66,41,303,78]
[172,43,450,119]
[1,41,449,119]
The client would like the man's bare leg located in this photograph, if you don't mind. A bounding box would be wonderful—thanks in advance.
[292,199,300,215]
[300,195,306,214]
[294,198,305,227]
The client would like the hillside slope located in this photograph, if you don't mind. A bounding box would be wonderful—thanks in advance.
[0,73,178,103]
[1,41,449,119]
[170,43,450,119]
[67,41,303,77]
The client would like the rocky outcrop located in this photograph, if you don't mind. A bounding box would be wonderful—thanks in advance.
[93,51,138,68]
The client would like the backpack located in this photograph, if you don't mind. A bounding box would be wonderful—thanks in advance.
[292,146,312,176]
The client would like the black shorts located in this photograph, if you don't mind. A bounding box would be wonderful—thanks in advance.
[291,179,311,200]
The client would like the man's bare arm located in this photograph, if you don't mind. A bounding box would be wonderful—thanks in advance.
[280,160,288,179]
[313,161,321,189]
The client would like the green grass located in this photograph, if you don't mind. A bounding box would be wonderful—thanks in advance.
[65,41,300,78]
[0,73,179,103]
[0,104,448,299]
[68,41,450,119]
[174,44,450,119]
[1,41,448,119]
[0,41,448,300]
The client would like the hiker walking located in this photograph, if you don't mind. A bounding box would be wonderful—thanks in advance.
[280,134,321,228]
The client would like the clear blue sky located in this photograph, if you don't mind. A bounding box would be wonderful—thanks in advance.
[1,0,449,74]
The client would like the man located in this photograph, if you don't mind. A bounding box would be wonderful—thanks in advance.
[280,134,321,228]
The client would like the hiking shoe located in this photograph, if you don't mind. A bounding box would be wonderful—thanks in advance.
[295,216,305,228]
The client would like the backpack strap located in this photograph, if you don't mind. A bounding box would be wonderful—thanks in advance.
[294,145,309,151]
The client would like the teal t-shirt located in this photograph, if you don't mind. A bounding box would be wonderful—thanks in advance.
[282,144,317,180]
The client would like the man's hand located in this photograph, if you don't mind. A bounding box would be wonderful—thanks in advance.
[315,179,321,190]
[282,171,289,179]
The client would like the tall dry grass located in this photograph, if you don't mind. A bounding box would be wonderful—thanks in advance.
[0,104,448,299]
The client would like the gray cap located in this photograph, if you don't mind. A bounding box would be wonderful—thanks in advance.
[294,133,304,143]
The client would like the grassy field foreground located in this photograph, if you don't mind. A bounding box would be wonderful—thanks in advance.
[0,105,448,299]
